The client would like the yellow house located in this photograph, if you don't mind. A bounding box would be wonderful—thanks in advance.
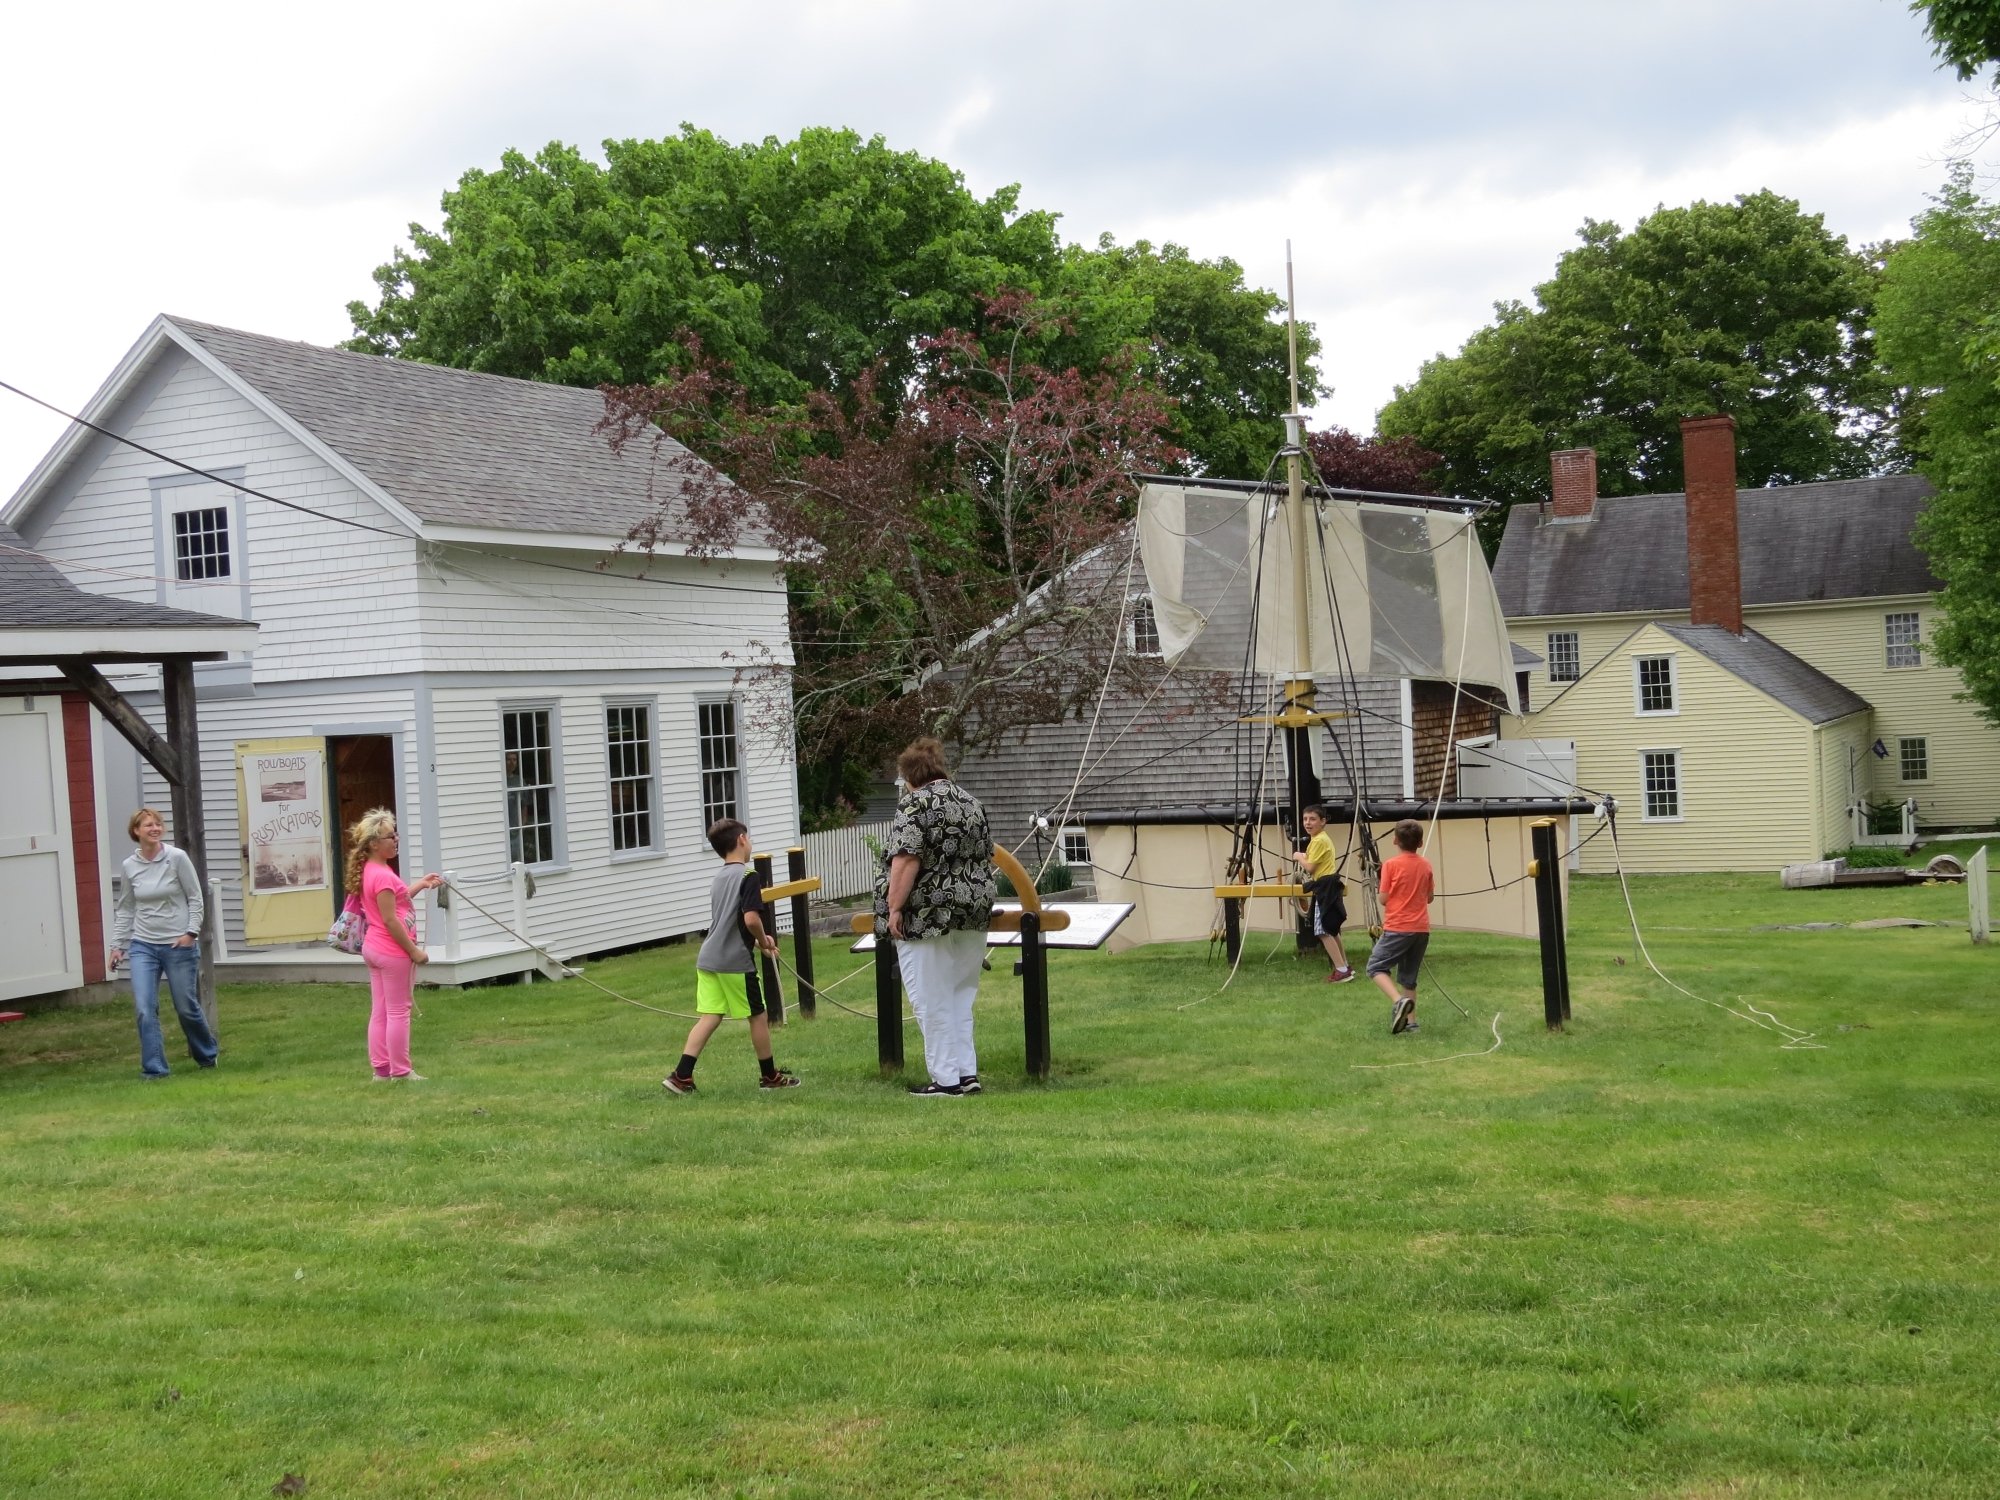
[1494,417,2000,870]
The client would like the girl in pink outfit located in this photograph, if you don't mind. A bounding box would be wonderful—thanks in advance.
[346,809,443,1080]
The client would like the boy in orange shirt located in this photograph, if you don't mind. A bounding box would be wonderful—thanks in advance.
[1367,819,1435,1035]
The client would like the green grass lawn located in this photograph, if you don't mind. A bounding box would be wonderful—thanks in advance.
[3,869,1996,1498]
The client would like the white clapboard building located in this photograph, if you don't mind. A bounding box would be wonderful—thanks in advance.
[2,316,795,987]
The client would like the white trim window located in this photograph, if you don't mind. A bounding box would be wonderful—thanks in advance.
[1634,654,1677,715]
[501,706,561,866]
[1898,736,1929,783]
[172,506,232,581]
[605,701,658,855]
[1546,630,1580,683]
[1885,611,1923,670]
[697,701,740,829]
[1639,749,1683,821]
[1060,827,1093,867]
[1128,594,1162,658]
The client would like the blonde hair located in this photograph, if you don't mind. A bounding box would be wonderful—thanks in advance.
[345,808,399,894]
[127,807,166,841]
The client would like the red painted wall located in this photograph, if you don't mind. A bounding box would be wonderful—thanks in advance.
[61,695,106,984]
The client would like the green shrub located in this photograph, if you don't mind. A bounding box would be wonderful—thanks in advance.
[1864,797,1907,835]
[1842,845,1908,869]
[996,862,1076,898]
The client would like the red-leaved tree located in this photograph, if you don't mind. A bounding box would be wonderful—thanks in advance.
[597,294,1186,792]
[1305,426,1443,495]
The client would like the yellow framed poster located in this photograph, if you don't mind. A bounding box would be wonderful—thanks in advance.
[236,737,334,945]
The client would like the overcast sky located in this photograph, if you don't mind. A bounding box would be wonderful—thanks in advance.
[2,0,1991,496]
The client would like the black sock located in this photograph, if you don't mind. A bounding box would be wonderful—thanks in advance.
[676,1054,698,1079]
[758,1056,777,1079]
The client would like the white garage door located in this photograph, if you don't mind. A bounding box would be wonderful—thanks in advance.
[0,700,82,1001]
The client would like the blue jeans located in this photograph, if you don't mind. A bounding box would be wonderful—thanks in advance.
[128,940,218,1076]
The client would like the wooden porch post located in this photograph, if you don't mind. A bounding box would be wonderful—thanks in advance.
[162,658,216,1024]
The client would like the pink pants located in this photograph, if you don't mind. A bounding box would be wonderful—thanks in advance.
[364,945,415,1077]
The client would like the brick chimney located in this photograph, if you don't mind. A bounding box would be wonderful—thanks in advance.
[1550,447,1597,518]
[1680,414,1742,634]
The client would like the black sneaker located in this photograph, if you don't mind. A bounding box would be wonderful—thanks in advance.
[908,1082,964,1097]
[1391,997,1415,1034]
[959,1075,982,1094]
[662,1073,697,1096]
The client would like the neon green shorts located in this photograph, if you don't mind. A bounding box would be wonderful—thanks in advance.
[694,968,765,1020]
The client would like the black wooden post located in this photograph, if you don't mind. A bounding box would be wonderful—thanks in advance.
[1530,818,1570,1030]
[161,657,215,1027]
[1223,896,1243,965]
[874,934,903,1075]
[786,846,815,1018]
[753,852,784,1025]
[1021,911,1050,1081]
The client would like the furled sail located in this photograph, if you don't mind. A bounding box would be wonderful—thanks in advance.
[1137,481,1519,715]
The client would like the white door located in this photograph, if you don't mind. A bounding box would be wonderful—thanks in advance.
[0,699,83,1000]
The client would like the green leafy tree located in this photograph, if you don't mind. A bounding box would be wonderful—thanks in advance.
[347,127,1061,407]
[1042,238,1322,479]
[1378,191,1895,522]
[348,131,1312,476]
[1877,167,2000,724]
[1911,0,2000,79]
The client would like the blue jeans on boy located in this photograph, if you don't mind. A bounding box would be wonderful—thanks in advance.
[128,940,218,1077]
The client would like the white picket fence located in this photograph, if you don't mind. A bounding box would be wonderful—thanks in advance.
[803,818,893,901]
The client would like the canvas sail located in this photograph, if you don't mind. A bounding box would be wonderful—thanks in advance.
[1136,481,1519,715]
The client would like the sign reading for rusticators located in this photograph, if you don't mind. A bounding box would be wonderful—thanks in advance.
[246,748,328,893]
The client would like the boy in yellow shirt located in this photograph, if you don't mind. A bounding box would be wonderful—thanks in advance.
[1289,805,1355,983]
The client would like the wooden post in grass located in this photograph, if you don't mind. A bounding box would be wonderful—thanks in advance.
[786,846,817,1016]
[753,852,785,1025]
[1020,909,1050,1081]
[874,929,903,1074]
[1971,846,1990,945]
[1530,818,1571,1029]
[1223,896,1243,965]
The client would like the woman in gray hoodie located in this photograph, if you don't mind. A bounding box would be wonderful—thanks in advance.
[107,808,218,1078]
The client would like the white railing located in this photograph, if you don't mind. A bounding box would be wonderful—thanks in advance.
[803,819,893,901]
[1850,797,1918,847]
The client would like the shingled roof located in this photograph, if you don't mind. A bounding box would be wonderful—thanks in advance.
[1655,622,1870,725]
[0,520,250,636]
[1493,473,1936,618]
[167,318,737,542]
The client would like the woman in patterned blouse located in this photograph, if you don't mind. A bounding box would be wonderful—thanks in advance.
[878,738,997,1096]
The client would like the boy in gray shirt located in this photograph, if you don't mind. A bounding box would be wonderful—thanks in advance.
[663,818,801,1094]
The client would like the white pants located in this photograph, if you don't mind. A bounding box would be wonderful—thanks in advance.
[897,926,986,1086]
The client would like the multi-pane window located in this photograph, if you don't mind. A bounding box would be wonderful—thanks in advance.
[1885,612,1923,669]
[1128,595,1162,658]
[1641,750,1681,820]
[605,704,655,853]
[173,507,231,580]
[1060,827,1093,867]
[1635,655,1676,714]
[1546,630,1580,683]
[698,701,739,829]
[502,708,557,865]
[1899,736,1929,783]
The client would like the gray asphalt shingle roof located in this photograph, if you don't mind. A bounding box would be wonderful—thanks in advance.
[171,318,739,540]
[1493,473,1937,618]
[1656,622,1871,724]
[0,521,249,634]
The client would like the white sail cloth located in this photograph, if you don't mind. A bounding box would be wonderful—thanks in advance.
[1137,482,1518,716]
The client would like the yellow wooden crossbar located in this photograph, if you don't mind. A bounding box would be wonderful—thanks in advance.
[1213,883,1306,899]
[760,876,822,902]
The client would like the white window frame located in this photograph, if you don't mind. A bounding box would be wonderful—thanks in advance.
[604,697,661,860]
[1633,653,1679,716]
[1638,748,1684,822]
[1898,736,1929,784]
[696,698,741,832]
[1127,593,1163,658]
[1059,826,1093,868]
[1546,630,1580,683]
[499,701,567,871]
[150,470,250,620]
[1885,611,1923,670]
